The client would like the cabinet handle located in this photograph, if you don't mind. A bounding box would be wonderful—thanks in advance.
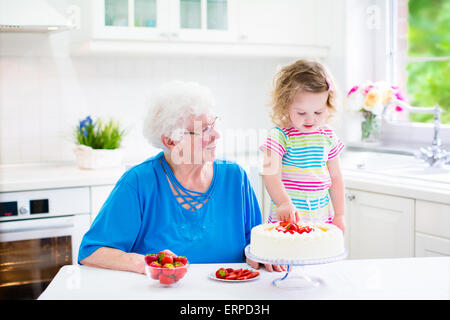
[346,194,356,201]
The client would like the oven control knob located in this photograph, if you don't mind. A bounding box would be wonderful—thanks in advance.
[19,207,28,215]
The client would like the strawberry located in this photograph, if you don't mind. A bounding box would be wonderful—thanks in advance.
[225,273,237,280]
[247,271,259,279]
[162,249,176,257]
[286,223,298,232]
[148,261,162,279]
[144,254,158,266]
[226,268,234,273]
[158,251,174,265]
[159,274,176,285]
[174,256,188,265]
[215,268,228,279]
[162,263,175,275]
[174,265,188,280]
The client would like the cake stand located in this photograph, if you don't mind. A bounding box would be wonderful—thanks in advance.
[244,245,347,290]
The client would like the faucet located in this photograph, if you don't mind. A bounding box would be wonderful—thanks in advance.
[382,100,450,167]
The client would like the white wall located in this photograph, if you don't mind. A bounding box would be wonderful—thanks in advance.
[0,1,348,165]
[0,52,298,164]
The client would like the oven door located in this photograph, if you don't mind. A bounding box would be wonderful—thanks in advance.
[0,216,77,299]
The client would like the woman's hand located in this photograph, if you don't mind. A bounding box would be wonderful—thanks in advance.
[246,257,286,272]
[129,252,146,274]
[276,202,297,223]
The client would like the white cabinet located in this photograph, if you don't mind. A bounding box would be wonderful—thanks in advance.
[345,189,415,259]
[91,0,237,42]
[415,233,450,257]
[74,0,331,57]
[90,185,115,222]
[237,0,330,47]
[415,200,450,257]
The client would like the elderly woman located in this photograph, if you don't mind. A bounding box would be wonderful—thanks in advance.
[78,81,284,274]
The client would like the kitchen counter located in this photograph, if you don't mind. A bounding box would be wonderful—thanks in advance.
[341,151,450,205]
[38,257,449,300]
[0,162,127,192]
[1,150,449,204]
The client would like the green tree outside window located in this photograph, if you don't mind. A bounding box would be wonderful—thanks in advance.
[407,0,450,124]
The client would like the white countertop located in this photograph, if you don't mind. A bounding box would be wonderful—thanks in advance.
[0,162,126,192]
[38,257,450,300]
[0,151,449,205]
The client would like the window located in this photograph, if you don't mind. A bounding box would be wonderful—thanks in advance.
[393,0,450,124]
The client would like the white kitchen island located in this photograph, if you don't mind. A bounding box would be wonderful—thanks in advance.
[38,257,449,300]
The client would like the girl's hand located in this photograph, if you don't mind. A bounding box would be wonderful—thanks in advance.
[332,215,345,234]
[246,257,286,272]
[276,202,297,223]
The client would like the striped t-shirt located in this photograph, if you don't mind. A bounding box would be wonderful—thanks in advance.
[260,126,344,223]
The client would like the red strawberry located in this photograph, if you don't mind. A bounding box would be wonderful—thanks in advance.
[174,265,188,280]
[173,256,188,265]
[215,268,228,279]
[225,273,237,280]
[247,271,259,279]
[162,249,176,257]
[286,223,298,232]
[144,254,158,266]
[148,261,162,279]
[158,251,174,265]
[159,274,176,285]
[162,263,175,275]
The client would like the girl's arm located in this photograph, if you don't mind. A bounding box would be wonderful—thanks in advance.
[262,149,297,222]
[327,157,345,233]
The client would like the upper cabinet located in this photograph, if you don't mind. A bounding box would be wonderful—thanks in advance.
[91,0,237,42]
[75,0,333,57]
[237,0,329,47]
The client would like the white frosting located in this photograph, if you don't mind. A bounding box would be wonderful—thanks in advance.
[250,222,345,260]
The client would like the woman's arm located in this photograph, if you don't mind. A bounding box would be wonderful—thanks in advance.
[263,149,297,222]
[80,247,146,274]
[327,157,345,233]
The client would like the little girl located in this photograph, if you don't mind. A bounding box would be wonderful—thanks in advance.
[260,59,345,232]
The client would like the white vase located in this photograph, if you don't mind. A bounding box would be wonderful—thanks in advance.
[74,145,124,169]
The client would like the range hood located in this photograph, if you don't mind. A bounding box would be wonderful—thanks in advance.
[0,0,76,32]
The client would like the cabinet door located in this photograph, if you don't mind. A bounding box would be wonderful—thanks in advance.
[416,200,450,239]
[346,189,415,259]
[90,185,115,222]
[237,0,330,46]
[169,0,238,42]
[92,0,170,40]
[415,233,450,257]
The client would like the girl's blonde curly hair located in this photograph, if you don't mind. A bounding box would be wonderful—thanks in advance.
[270,59,339,128]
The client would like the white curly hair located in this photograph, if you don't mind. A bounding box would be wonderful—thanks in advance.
[143,81,216,150]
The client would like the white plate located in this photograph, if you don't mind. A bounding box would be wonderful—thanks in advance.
[208,271,260,282]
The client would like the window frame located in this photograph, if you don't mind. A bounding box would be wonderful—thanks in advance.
[384,0,450,148]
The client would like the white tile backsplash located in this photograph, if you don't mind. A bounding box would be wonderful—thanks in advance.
[0,54,296,164]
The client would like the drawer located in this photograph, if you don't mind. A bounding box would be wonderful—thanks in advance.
[415,200,450,238]
[415,233,450,257]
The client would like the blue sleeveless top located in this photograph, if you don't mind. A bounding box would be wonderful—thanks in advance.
[78,151,262,264]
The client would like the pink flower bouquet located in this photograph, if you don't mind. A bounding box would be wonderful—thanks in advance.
[346,81,405,141]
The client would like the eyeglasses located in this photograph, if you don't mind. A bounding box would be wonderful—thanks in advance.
[184,116,219,137]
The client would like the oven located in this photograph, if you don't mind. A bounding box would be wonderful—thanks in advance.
[0,187,91,299]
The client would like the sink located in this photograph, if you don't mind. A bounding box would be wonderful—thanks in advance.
[341,151,450,185]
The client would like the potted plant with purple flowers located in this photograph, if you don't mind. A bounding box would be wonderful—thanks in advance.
[73,116,126,169]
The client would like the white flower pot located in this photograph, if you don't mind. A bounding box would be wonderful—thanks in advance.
[74,145,124,169]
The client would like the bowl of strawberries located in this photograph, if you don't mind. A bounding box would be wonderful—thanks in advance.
[144,250,189,287]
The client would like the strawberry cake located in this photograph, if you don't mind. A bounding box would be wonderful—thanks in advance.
[249,222,345,261]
